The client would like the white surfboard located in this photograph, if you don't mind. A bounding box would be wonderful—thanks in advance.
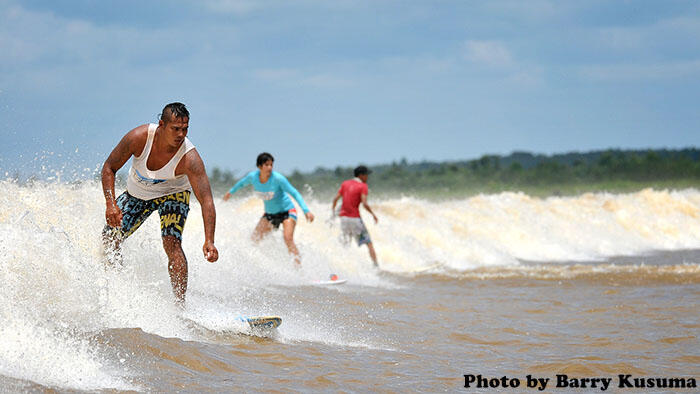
[313,274,347,285]
[181,314,282,335]
[241,315,282,330]
[313,278,348,285]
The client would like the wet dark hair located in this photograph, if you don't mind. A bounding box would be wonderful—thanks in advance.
[354,165,371,177]
[160,102,190,123]
[256,152,275,167]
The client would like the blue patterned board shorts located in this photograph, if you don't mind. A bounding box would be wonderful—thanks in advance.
[105,190,191,241]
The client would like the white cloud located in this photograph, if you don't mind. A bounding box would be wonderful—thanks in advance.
[253,67,351,88]
[0,5,129,68]
[657,15,700,35]
[592,26,646,50]
[506,68,543,87]
[587,15,700,52]
[301,73,351,88]
[483,0,568,22]
[0,2,241,76]
[463,40,513,67]
[200,0,357,14]
[0,5,60,64]
[580,60,700,81]
[202,0,264,14]
[253,68,299,81]
[386,55,456,73]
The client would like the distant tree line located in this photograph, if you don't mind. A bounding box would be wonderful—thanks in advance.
[208,148,700,198]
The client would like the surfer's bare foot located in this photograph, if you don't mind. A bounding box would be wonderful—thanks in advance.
[101,249,124,270]
[292,253,302,267]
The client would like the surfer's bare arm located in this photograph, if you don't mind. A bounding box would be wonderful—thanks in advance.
[331,192,342,217]
[223,173,252,201]
[279,174,314,222]
[101,126,143,227]
[184,149,219,263]
[361,193,378,224]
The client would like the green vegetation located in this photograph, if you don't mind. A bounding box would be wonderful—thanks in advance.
[209,148,700,199]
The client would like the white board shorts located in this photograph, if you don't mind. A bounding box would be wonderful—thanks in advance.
[339,216,372,246]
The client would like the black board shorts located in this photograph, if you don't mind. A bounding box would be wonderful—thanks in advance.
[262,208,298,229]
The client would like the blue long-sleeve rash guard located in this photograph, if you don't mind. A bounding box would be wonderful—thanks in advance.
[228,170,310,214]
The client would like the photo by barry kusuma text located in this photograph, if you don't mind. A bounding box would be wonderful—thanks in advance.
[463,374,697,391]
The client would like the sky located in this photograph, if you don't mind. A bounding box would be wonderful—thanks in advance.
[1,0,699,178]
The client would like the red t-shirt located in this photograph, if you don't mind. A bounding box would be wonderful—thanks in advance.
[338,179,368,218]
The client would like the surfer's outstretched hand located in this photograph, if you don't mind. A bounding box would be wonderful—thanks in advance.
[305,212,315,223]
[105,201,123,227]
[203,241,218,262]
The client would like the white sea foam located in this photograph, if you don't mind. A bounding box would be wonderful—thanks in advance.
[366,189,700,271]
[2,180,700,388]
[0,318,139,391]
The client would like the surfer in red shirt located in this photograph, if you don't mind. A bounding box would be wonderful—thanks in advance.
[331,166,379,267]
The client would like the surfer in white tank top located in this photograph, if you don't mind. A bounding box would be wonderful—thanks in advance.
[126,123,195,200]
[101,102,219,305]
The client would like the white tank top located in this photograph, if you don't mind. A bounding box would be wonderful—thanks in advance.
[126,123,195,200]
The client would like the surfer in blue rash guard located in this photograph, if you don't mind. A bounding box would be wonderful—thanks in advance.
[223,152,315,266]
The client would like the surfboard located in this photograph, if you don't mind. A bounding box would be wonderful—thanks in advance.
[313,278,348,285]
[242,316,282,330]
[408,263,442,274]
[313,273,347,285]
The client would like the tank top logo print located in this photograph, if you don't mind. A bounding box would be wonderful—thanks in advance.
[133,168,166,185]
